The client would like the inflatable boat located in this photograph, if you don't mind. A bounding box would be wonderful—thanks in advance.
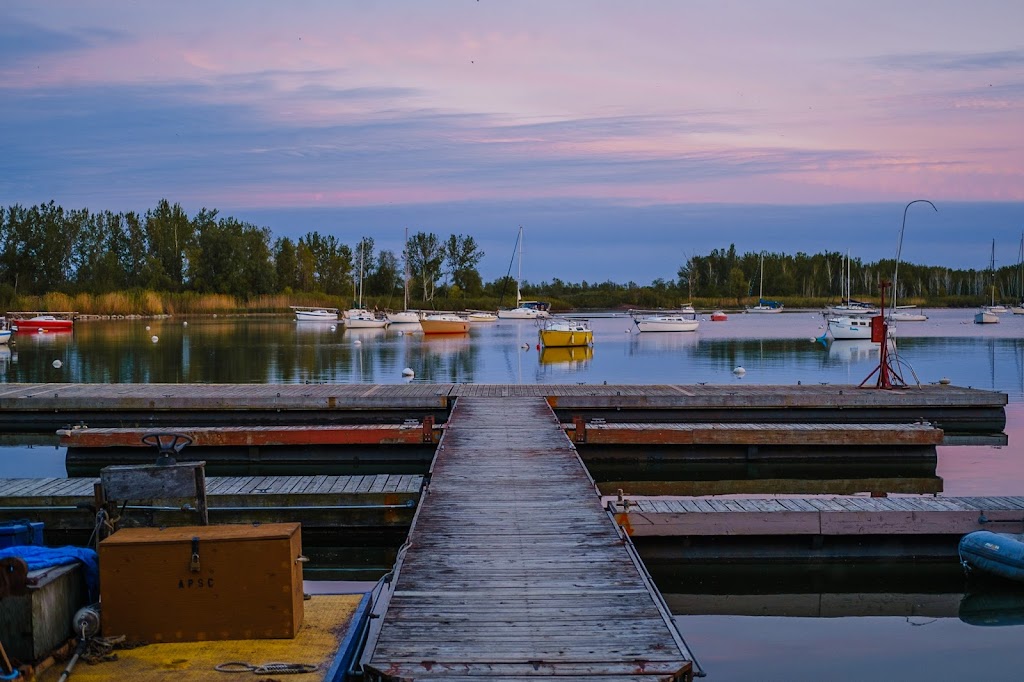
[959,531,1024,583]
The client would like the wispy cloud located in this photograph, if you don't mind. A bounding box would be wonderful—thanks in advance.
[871,49,1024,72]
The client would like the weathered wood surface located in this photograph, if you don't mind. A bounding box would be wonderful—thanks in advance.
[58,423,438,447]
[362,396,695,680]
[570,422,944,445]
[612,496,1024,537]
[0,383,1005,428]
[597,477,944,497]
[0,474,422,530]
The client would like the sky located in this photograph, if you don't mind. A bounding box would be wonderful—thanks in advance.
[2,1,1023,284]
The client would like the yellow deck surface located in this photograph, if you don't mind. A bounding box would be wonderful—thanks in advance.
[34,594,363,682]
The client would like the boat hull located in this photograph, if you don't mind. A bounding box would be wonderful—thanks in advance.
[975,311,1000,324]
[419,317,470,334]
[634,318,699,333]
[295,313,337,322]
[11,318,74,332]
[746,306,783,314]
[538,328,593,347]
[497,308,545,319]
[827,316,873,340]
[0,330,10,344]
[960,531,1024,583]
[387,311,420,324]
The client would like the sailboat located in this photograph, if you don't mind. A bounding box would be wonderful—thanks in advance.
[344,242,389,329]
[825,251,878,316]
[746,252,783,313]
[975,239,1001,324]
[387,228,420,324]
[497,227,551,319]
[1011,233,1024,315]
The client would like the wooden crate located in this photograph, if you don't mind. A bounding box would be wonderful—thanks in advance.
[99,523,304,642]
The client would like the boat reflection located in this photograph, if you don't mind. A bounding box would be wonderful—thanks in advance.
[539,345,593,366]
[959,590,1024,627]
[825,338,889,363]
[344,326,387,343]
[628,330,699,355]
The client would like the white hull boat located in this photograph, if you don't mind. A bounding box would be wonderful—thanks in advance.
[632,312,699,333]
[387,311,421,324]
[292,307,339,322]
[974,309,1000,324]
[827,316,873,340]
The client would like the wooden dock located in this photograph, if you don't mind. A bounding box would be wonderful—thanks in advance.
[0,474,422,531]
[0,383,1006,432]
[610,495,1024,537]
[360,396,698,681]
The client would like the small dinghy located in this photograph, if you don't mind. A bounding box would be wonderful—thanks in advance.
[959,531,1024,583]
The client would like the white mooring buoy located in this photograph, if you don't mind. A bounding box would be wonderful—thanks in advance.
[151,335,159,343]
[402,367,415,377]
[52,359,63,369]
[732,366,746,376]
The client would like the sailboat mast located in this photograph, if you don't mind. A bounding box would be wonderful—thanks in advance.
[759,253,764,300]
[403,228,410,311]
[517,226,523,306]
[358,242,365,308]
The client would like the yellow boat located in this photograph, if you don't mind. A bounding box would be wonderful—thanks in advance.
[538,318,593,348]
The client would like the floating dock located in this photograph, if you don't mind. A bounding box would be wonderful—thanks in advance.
[359,396,699,680]
[0,383,1006,432]
[0,474,421,531]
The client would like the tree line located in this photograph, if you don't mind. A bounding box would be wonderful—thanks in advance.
[0,200,491,307]
[1,201,1017,311]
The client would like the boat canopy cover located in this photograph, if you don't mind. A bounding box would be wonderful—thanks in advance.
[758,298,782,308]
[0,544,99,600]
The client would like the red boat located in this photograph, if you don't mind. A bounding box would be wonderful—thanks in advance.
[710,311,728,321]
[10,315,75,333]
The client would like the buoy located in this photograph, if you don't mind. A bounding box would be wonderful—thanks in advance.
[145,325,150,330]
[183,321,188,326]
[151,335,158,343]
[52,359,62,369]
[354,339,361,346]
[939,377,951,385]
[397,330,404,336]
[402,367,415,377]
[521,343,529,350]
[330,325,337,331]
[536,343,541,351]
[733,366,746,375]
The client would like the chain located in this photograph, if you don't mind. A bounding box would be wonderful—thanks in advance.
[216,661,318,675]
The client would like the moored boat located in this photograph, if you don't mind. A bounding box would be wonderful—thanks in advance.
[827,315,873,340]
[710,311,728,322]
[974,309,1000,324]
[467,311,498,322]
[419,313,470,334]
[538,318,593,347]
[9,313,75,333]
[960,531,1024,583]
[291,306,338,322]
[631,310,699,333]
[344,309,390,329]
[386,310,421,324]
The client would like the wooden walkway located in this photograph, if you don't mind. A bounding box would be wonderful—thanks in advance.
[0,474,422,530]
[0,383,1005,432]
[360,397,697,681]
[567,421,943,445]
[611,495,1024,537]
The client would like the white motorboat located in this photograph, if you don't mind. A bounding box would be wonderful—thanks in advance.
[889,306,928,322]
[467,311,498,322]
[631,310,700,333]
[291,306,339,322]
[827,315,873,340]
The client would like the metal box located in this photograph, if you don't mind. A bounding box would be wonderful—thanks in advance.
[99,523,304,642]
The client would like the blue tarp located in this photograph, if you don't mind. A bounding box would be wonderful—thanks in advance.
[0,545,98,601]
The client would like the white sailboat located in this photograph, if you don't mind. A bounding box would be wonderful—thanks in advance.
[975,239,1001,324]
[825,251,878,316]
[497,227,550,319]
[345,243,389,329]
[746,252,783,313]
[388,228,420,324]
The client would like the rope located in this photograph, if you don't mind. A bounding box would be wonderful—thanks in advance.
[79,635,144,665]
[215,661,318,675]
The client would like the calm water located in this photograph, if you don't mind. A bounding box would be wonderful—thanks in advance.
[2,309,1023,680]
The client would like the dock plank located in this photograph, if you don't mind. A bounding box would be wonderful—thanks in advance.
[362,396,695,680]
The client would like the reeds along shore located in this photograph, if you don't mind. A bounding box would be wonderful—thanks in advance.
[0,290,983,318]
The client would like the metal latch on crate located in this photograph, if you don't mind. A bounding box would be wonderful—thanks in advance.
[190,536,201,572]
